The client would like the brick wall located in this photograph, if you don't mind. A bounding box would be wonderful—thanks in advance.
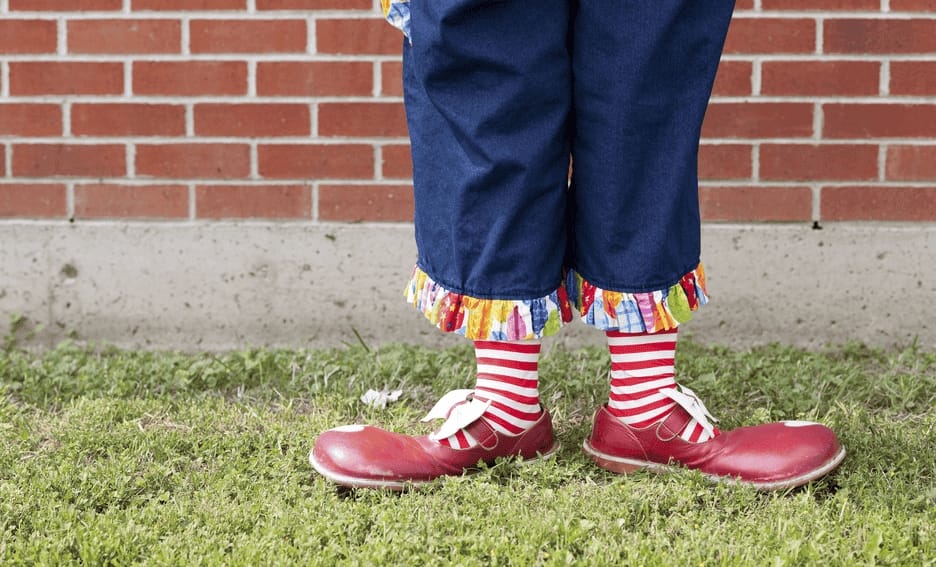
[0,1,934,224]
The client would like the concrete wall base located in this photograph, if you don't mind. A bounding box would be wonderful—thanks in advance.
[1,222,933,351]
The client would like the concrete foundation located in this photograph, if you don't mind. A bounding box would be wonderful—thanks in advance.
[1,221,933,351]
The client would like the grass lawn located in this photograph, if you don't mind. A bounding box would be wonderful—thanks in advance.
[0,339,933,566]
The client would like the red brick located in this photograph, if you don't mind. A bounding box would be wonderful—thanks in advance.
[699,186,813,222]
[10,62,123,95]
[762,0,878,9]
[257,62,372,97]
[68,19,180,54]
[381,61,403,97]
[10,0,121,9]
[824,104,936,138]
[382,144,412,179]
[191,20,306,53]
[890,62,936,96]
[822,186,936,221]
[257,0,371,8]
[133,0,245,9]
[136,144,250,179]
[134,61,247,96]
[702,103,814,139]
[723,18,816,54]
[316,19,403,55]
[319,103,408,138]
[761,61,879,96]
[196,184,310,219]
[74,184,188,219]
[760,144,878,181]
[71,104,185,137]
[0,184,66,218]
[258,144,374,179]
[735,0,754,8]
[825,20,936,54]
[195,104,309,137]
[0,20,57,54]
[890,0,936,10]
[319,184,414,222]
[712,61,752,97]
[0,104,61,137]
[13,144,125,177]
[886,146,936,181]
[698,144,752,180]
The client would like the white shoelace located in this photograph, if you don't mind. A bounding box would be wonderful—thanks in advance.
[660,385,719,438]
[420,389,491,441]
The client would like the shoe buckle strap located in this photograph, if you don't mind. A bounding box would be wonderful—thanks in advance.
[661,386,718,438]
[420,389,492,442]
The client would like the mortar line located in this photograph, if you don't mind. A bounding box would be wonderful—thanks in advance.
[57,16,67,56]
[310,103,319,137]
[751,58,762,97]
[880,60,890,97]
[62,102,72,137]
[66,182,75,220]
[189,184,197,221]
[3,10,927,19]
[1,61,9,97]
[811,184,821,223]
[815,18,823,55]
[373,60,382,97]
[123,61,132,96]
[247,59,257,97]
[127,143,136,178]
[181,17,191,56]
[311,182,319,222]
[374,145,383,180]
[813,103,824,141]
[185,104,195,137]
[878,145,887,182]
[250,143,259,180]
[751,144,760,182]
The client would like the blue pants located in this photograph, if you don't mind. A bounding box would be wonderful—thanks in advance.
[402,1,735,340]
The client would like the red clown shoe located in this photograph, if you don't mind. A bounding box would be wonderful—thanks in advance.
[310,389,558,489]
[583,386,846,490]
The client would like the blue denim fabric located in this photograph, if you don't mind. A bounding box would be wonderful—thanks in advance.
[403,0,735,299]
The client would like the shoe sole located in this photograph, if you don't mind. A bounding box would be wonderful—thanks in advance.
[310,442,561,491]
[582,439,847,491]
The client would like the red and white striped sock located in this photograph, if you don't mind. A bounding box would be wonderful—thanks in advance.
[607,329,715,443]
[437,340,543,449]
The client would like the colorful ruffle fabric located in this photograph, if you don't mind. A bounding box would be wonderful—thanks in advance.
[405,264,708,340]
[567,264,709,334]
[381,0,411,40]
[405,267,574,340]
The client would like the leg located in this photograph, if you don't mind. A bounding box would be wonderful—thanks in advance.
[566,0,732,332]
[404,0,574,340]
[572,1,845,489]
[312,0,571,488]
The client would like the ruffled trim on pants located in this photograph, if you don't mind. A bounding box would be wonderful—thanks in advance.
[405,264,708,339]
[566,264,709,334]
[381,0,411,39]
[405,266,574,340]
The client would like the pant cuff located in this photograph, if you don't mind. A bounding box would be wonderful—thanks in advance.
[405,266,574,340]
[567,264,709,334]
